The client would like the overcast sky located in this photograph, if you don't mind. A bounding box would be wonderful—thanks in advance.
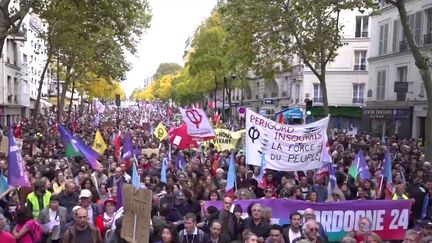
[122,0,217,97]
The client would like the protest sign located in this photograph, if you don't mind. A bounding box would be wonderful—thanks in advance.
[204,129,245,151]
[205,199,411,242]
[179,108,215,139]
[141,148,159,158]
[0,136,8,155]
[245,108,330,171]
[121,184,152,243]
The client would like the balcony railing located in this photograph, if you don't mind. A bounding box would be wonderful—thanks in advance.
[399,40,408,51]
[355,31,369,38]
[354,64,366,71]
[313,97,323,103]
[352,98,364,104]
[424,33,432,45]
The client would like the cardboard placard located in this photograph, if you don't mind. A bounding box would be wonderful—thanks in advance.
[0,136,8,155]
[121,184,152,243]
[141,148,159,158]
[101,121,115,129]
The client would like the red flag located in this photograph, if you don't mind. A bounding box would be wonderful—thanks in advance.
[278,113,285,124]
[13,123,22,139]
[72,119,78,133]
[213,112,220,127]
[212,157,220,176]
[113,131,122,162]
[169,124,198,150]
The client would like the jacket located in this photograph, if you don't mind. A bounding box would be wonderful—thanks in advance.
[26,191,51,218]
[37,206,67,241]
[62,223,102,243]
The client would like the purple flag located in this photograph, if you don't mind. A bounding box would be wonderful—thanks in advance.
[7,127,30,187]
[177,154,187,171]
[122,133,134,160]
[73,137,101,170]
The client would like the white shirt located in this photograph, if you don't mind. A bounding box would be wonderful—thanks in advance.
[48,208,60,240]
[289,228,302,243]
[84,205,94,224]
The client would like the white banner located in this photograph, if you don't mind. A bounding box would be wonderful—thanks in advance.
[179,108,215,138]
[245,109,330,171]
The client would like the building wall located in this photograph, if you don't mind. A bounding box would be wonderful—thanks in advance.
[367,0,432,139]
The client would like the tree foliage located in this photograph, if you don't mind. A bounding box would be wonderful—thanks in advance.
[221,0,373,115]
[153,63,182,80]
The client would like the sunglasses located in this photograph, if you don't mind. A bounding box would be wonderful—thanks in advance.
[309,228,318,232]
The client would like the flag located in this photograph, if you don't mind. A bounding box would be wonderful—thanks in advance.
[116,179,123,208]
[169,124,198,150]
[92,130,107,155]
[177,154,187,171]
[59,125,101,170]
[59,125,81,158]
[154,122,168,142]
[112,131,122,161]
[380,148,393,199]
[212,157,220,176]
[7,126,30,187]
[278,113,285,124]
[72,119,78,133]
[0,172,7,194]
[257,152,267,189]
[13,123,22,139]
[131,157,140,190]
[160,158,167,184]
[327,163,337,190]
[214,111,221,127]
[122,133,134,160]
[348,150,370,180]
[226,153,236,194]
[179,107,216,139]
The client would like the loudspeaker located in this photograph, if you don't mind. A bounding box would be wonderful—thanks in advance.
[115,94,121,107]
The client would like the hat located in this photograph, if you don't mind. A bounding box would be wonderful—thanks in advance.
[79,189,92,198]
[104,197,117,206]
[174,190,186,200]
[216,168,224,174]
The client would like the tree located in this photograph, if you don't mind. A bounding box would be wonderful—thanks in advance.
[221,0,370,116]
[32,0,151,122]
[153,63,182,80]
[387,0,432,160]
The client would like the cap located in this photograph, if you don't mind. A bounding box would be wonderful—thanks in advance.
[216,168,224,174]
[79,189,92,198]
[174,190,186,200]
[104,197,117,206]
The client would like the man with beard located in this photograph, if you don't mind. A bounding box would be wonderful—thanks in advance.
[26,180,52,218]
[283,212,303,243]
[59,181,79,221]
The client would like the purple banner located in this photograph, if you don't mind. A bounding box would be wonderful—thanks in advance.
[204,199,412,242]
[7,127,30,187]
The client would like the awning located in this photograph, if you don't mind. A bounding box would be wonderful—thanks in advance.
[309,106,363,118]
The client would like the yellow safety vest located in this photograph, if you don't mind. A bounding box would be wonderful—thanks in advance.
[392,193,409,200]
[27,191,51,218]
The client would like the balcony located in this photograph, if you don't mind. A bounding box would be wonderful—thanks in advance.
[313,97,323,103]
[354,64,366,71]
[352,98,364,104]
[263,94,268,98]
[355,32,369,38]
[424,33,432,45]
[255,94,260,100]
[399,40,408,51]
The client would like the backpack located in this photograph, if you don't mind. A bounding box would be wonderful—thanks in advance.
[29,220,44,243]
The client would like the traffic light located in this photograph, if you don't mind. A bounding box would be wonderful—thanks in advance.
[305,98,312,109]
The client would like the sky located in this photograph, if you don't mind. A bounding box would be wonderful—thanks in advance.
[122,0,218,97]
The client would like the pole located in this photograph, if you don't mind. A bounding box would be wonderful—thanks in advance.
[240,78,244,107]
[222,76,226,122]
[56,53,60,123]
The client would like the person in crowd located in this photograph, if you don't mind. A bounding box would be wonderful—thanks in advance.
[78,189,102,225]
[346,217,372,242]
[293,220,327,243]
[155,224,179,243]
[282,212,302,243]
[62,207,102,243]
[302,208,328,242]
[59,181,79,220]
[265,224,285,243]
[241,203,270,243]
[366,232,383,243]
[91,168,108,194]
[95,197,116,240]
[179,212,209,243]
[52,171,66,195]
[417,220,432,242]
[0,213,15,243]
[12,207,41,243]
[80,178,99,203]
[243,230,258,243]
[208,220,230,243]
[207,197,237,241]
[26,180,52,218]
[105,167,127,189]
[403,229,418,243]
[37,194,67,243]
[393,184,410,200]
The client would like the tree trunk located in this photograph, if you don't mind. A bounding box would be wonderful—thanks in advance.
[59,65,72,121]
[0,37,5,58]
[394,0,432,161]
[32,53,52,125]
[214,75,217,110]
[68,79,75,118]
[320,71,330,116]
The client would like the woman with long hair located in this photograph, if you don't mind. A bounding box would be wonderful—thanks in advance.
[12,207,40,243]
[156,225,180,243]
[80,178,99,203]
[52,171,66,195]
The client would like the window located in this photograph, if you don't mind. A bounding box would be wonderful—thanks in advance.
[355,16,369,37]
[392,19,401,52]
[427,8,432,34]
[379,23,389,55]
[354,50,367,70]
[313,84,323,102]
[376,70,386,100]
[295,84,300,104]
[408,12,423,45]
[397,66,408,82]
[353,84,365,103]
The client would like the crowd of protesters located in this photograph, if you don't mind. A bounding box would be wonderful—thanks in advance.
[0,102,430,243]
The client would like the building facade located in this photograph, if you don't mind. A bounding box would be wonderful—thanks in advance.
[366,0,432,139]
